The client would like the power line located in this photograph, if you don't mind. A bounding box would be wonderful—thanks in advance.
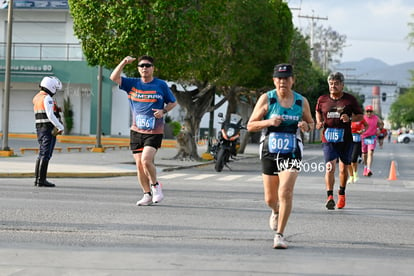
[298,11,328,61]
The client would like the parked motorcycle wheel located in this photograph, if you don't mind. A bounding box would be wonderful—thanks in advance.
[214,147,228,172]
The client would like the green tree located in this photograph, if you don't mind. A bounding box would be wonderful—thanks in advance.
[69,0,219,74]
[215,0,293,114]
[175,0,293,159]
[389,88,414,128]
[389,13,414,128]
[69,0,228,160]
[208,0,293,152]
[69,0,294,160]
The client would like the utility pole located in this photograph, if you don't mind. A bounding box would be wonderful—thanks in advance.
[298,11,328,62]
[91,65,104,152]
[1,0,14,157]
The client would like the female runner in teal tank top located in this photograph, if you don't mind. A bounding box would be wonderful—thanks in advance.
[247,64,314,249]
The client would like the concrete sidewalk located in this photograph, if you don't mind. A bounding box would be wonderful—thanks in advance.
[0,136,259,178]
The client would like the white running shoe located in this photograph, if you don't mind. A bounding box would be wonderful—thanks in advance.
[269,210,278,231]
[151,183,164,203]
[136,193,153,206]
[273,233,288,249]
[353,173,359,183]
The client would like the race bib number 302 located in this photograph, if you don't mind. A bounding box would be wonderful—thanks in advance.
[324,128,344,143]
[136,115,156,130]
[268,132,296,154]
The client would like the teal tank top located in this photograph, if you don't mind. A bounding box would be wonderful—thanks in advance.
[264,89,303,134]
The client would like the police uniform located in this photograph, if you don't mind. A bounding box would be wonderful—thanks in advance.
[33,77,64,187]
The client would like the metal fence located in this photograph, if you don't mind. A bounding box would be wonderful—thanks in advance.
[0,42,84,61]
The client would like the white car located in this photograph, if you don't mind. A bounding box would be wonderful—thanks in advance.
[397,133,414,144]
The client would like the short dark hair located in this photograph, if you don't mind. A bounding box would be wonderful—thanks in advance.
[327,72,344,83]
[138,55,154,64]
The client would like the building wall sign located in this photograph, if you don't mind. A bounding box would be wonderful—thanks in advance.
[0,64,53,75]
[0,1,69,10]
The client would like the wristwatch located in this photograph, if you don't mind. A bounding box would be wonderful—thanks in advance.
[163,108,168,114]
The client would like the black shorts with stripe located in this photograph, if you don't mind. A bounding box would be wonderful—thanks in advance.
[130,130,163,153]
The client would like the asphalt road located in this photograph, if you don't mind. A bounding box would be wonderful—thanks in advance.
[0,141,413,275]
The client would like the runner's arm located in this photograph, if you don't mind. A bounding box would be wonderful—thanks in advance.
[299,97,314,132]
[110,56,136,85]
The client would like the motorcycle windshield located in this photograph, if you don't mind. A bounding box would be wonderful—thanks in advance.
[229,113,242,125]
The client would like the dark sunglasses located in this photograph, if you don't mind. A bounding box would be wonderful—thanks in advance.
[137,63,153,68]
[366,110,373,113]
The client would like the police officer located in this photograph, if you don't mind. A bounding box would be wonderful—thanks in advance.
[32,76,64,187]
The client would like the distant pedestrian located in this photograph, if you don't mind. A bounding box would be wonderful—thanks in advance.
[347,119,368,184]
[33,76,64,187]
[361,105,383,176]
[110,55,177,206]
[377,126,387,149]
[247,64,314,249]
[315,72,364,210]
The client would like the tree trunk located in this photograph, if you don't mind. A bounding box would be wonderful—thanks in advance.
[170,83,217,161]
[238,131,250,154]
[173,130,193,160]
[222,86,254,154]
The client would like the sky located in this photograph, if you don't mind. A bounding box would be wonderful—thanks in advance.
[287,0,414,66]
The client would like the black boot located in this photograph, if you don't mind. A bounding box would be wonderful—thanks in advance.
[34,158,40,186]
[38,159,55,187]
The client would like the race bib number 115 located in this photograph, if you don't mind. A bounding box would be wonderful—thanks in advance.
[324,128,344,143]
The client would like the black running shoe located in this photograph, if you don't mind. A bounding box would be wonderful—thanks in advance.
[326,195,335,210]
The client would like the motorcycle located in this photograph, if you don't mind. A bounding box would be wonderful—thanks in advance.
[210,113,245,172]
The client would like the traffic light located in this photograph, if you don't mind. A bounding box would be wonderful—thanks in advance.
[382,92,387,102]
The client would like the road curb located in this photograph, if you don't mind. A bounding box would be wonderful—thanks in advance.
[0,155,258,178]
[0,162,215,178]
